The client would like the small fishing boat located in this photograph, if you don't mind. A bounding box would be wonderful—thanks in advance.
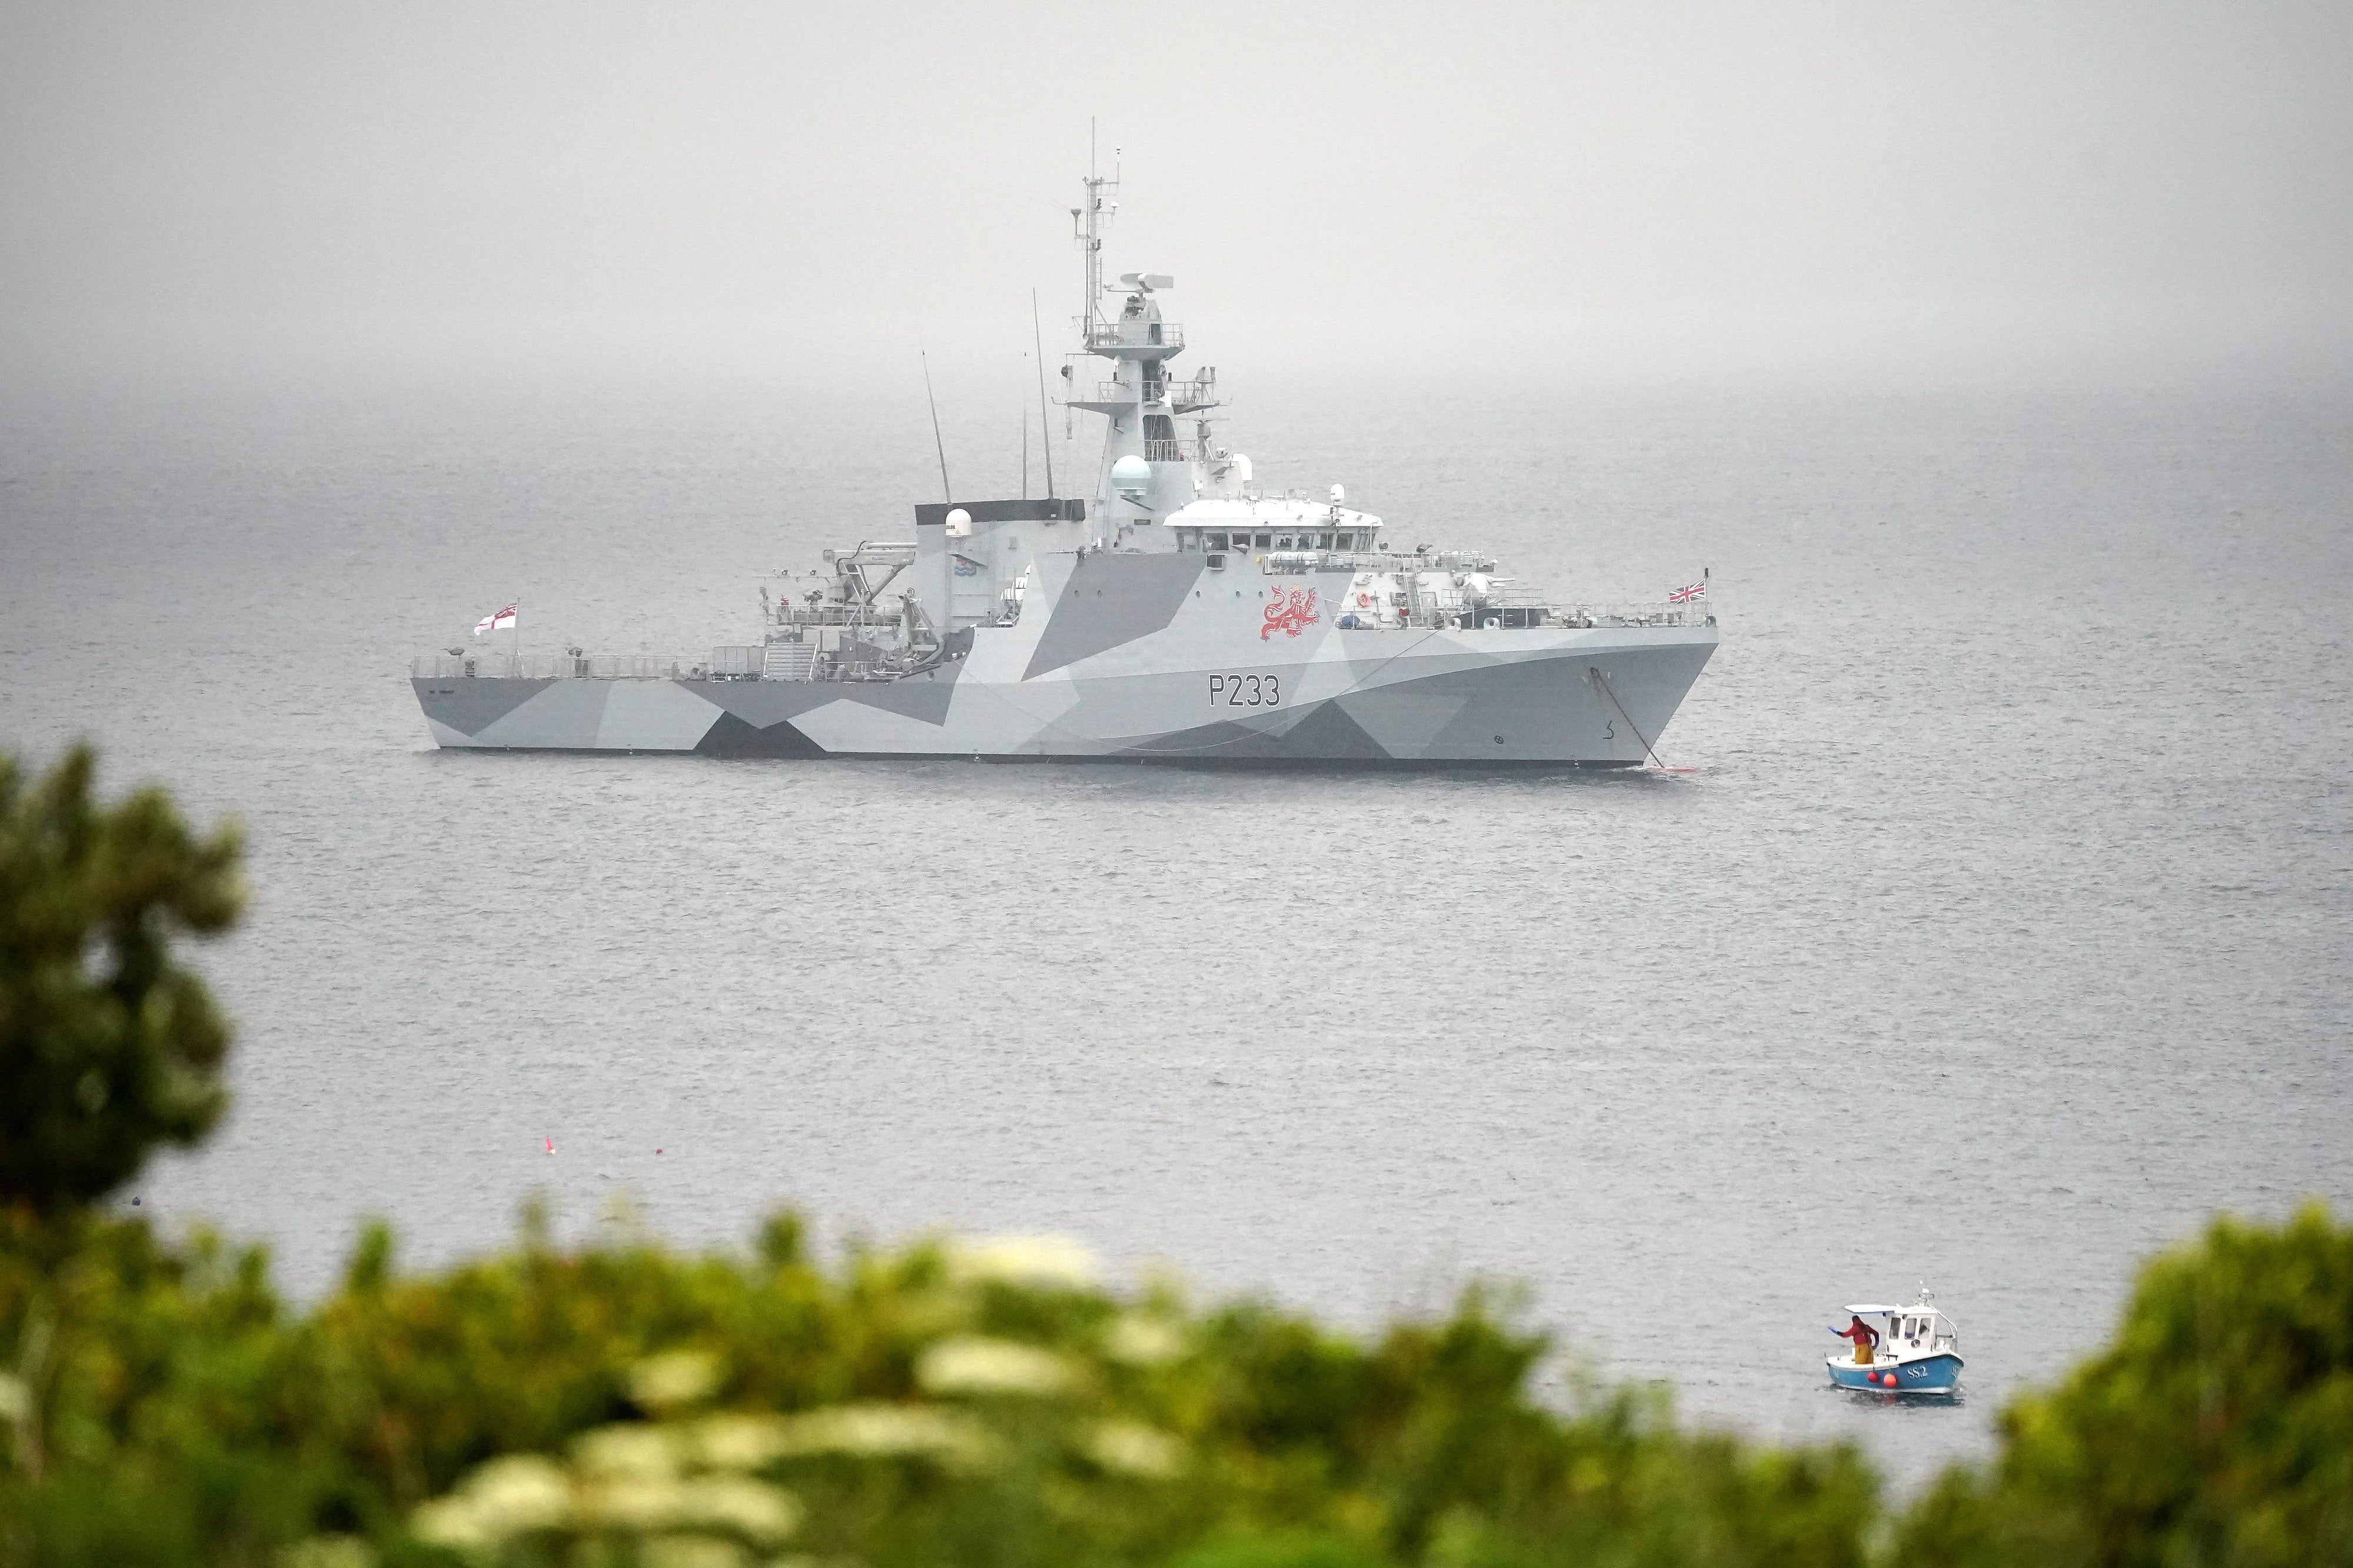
[1825,1290,1963,1394]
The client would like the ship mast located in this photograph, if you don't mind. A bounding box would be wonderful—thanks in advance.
[1062,154,1237,549]
[1069,144,1124,544]
[1074,142,1117,353]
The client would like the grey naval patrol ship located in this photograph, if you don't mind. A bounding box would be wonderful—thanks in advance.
[411,174,1717,765]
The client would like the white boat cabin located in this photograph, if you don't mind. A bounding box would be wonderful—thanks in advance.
[1843,1293,1960,1362]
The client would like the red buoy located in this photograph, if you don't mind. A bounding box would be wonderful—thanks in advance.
[1882,1371,1898,1387]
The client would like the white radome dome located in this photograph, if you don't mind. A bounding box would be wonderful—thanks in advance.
[1111,455,1151,498]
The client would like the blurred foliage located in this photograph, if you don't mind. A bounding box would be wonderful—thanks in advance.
[2,1200,2344,1568]
[1897,1202,2352,1568]
[0,1205,1882,1568]
[0,743,244,1215]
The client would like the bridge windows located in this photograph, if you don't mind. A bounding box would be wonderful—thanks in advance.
[1178,527,1281,552]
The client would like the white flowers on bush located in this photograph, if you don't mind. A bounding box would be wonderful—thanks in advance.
[916,1335,1081,1398]
[945,1235,1101,1292]
[1105,1313,1189,1366]
[761,1402,999,1467]
[403,1278,1215,1566]
[1085,1420,1186,1479]
[576,1422,684,1479]
[689,1413,795,1470]
[629,1349,723,1411]
[412,1454,573,1546]
[410,1384,804,1563]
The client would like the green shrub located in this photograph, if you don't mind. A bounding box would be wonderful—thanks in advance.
[1895,1202,2353,1568]
[0,744,244,1216]
[0,1210,1884,1568]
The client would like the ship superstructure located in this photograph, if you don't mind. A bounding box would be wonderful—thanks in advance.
[411,170,1717,764]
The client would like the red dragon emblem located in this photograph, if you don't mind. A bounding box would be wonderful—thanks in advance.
[1261,587,1319,641]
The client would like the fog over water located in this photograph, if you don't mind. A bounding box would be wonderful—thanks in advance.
[3,0,2350,1498]
[5,0,2349,384]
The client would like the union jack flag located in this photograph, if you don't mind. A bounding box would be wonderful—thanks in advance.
[1668,581,1707,604]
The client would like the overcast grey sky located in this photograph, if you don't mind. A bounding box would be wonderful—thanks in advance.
[3,0,2347,384]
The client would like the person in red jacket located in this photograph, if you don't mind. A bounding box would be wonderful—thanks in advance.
[1831,1315,1882,1364]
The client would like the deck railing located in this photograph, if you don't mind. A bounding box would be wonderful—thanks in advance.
[411,653,691,680]
[1084,320,1184,353]
[1085,378,1215,407]
[1231,563,1712,630]
[1552,606,1709,628]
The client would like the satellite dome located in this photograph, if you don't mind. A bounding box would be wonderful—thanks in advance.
[944,507,973,537]
[1111,455,1151,499]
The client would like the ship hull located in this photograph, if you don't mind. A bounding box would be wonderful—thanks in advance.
[414,555,1717,765]
[1827,1353,1964,1395]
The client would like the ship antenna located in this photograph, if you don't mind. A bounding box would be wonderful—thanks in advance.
[921,347,952,502]
[1032,288,1056,497]
[1078,125,1116,346]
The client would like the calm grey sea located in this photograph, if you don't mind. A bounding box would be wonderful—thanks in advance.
[2,363,2348,1492]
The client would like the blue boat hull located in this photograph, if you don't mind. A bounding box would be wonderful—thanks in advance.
[1827,1353,1963,1394]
